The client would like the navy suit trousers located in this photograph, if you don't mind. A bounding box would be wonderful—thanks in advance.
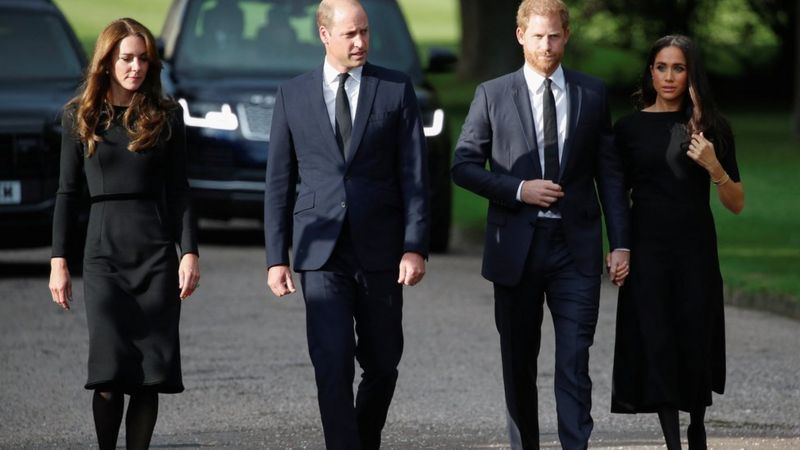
[493,219,601,450]
[299,227,404,450]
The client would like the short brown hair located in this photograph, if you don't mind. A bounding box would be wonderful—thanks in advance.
[317,0,363,29]
[516,0,570,31]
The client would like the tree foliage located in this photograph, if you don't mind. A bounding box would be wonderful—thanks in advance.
[744,0,798,136]
[579,0,703,43]
[457,0,799,136]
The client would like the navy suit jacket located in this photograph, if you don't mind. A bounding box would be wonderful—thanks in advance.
[265,62,429,272]
[452,68,629,286]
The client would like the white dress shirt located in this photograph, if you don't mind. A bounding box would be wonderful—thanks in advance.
[516,63,569,218]
[322,59,362,132]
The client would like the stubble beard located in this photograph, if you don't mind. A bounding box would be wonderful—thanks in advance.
[525,49,562,77]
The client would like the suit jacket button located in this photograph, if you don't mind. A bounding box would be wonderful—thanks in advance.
[341,202,346,208]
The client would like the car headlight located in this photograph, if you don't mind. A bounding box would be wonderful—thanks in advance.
[424,109,444,137]
[178,98,239,131]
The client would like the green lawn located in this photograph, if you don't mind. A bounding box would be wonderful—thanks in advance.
[56,0,800,304]
[712,112,800,299]
[54,0,170,55]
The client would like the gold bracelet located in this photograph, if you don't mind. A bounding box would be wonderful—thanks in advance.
[712,172,730,186]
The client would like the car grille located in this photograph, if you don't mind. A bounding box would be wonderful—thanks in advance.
[0,133,58,178]
[190,144,236,168]
[237,103,273,142]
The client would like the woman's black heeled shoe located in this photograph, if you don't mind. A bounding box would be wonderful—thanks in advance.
[687,423,707,450]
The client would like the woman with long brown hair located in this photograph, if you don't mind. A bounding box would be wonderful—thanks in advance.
[48,18,198,449]
[611,35,744,449]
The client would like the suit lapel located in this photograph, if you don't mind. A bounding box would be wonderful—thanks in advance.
[346,63,378,166]
[511,69,542,179]
[308,65,344,161]
[561,70,583,179]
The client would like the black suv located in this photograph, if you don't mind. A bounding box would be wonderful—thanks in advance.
[0,0,86,247]
[160,0,454,251]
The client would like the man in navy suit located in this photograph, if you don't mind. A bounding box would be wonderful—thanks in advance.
[452,1,630,448]
[264,0,429,448]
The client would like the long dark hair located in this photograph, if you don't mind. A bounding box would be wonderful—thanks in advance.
[635,34,732,155]
[68,18,175,157]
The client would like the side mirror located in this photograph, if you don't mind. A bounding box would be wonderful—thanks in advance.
[156,37,166,59]
[427,47,458,73]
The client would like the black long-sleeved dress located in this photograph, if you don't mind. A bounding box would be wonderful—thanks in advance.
[611,110,740,413]
[52,105,197,393]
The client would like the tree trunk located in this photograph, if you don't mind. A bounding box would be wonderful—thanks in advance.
[457,0,523,80]
[662,0,697,35]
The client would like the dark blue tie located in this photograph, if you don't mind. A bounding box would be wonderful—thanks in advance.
[542,78,559,182]
[334,72,352,157]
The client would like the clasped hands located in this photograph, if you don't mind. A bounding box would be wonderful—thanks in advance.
[606,250,630,287]
[267,252,426,298]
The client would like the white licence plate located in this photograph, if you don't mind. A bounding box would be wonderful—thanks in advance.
[0,180,22,204]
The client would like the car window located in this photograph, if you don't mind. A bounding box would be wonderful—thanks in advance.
[0,12,83,80]
[173,0,421,81]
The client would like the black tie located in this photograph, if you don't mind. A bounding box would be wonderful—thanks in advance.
[542,78,559,182]
[335,72,352,157]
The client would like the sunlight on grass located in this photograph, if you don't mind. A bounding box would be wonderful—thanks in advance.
[396,0,459,46]
[55,0,173,55]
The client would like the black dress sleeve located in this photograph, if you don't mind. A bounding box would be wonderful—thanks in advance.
[51,109,85,258]
[165,107,198,256]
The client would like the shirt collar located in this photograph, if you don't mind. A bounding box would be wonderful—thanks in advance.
[522,63,565,94]
[323,59,364,86]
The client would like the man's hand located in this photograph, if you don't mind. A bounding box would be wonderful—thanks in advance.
[267,265,296,297]
[520,179,564,207]
[606,250,630,287]
[397,252,425,286]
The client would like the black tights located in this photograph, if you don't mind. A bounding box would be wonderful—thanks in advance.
[93,391,124,449]
[92,390,159,450]
[657,406,707,450]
